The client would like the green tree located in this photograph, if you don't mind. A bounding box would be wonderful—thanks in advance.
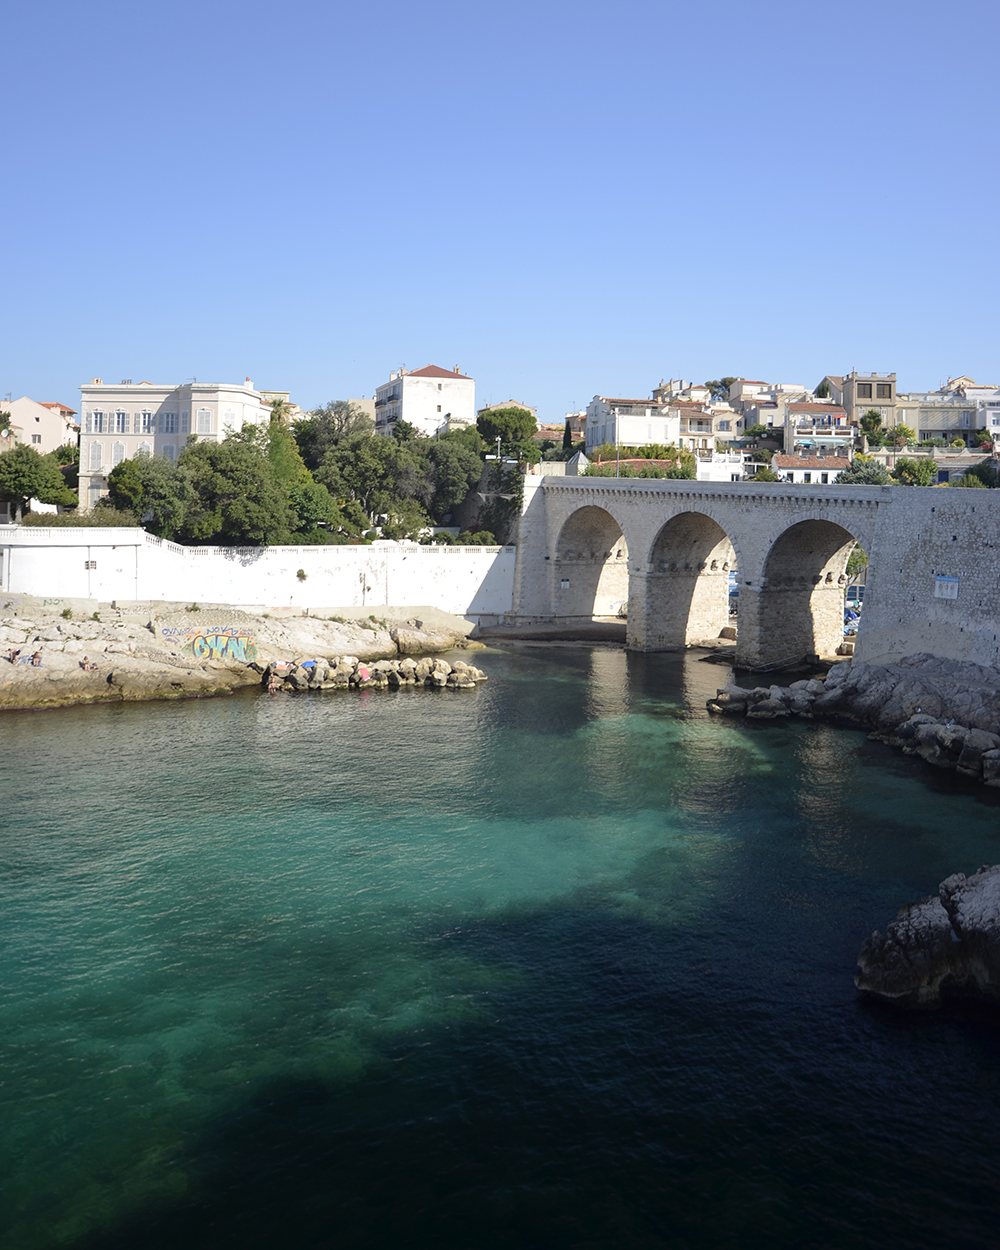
[0,411,11,436]
[705,378,738,402]
[846,544,869,578]
[860,409,883,437]
[885,423,916,447]
[476,405,537,451]
[426,437,483,520]
[952,461,998,488]
[836,459,892,485]
[178,439,292,545]
[107,454,194,539]
[891,456,935,486]
[750,465,779,482]
[815,380,831,399]
[745,423,768,439]
[0,444,77,519]
[293,401,375,470]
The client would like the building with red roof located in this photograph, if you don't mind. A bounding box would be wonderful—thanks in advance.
[374,365,475,437]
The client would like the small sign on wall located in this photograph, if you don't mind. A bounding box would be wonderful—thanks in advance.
[561,579,570,589]
[934,575,959,600]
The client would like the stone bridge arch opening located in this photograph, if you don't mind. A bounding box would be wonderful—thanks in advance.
[637,512,737,649]
[744,519,862,667]
[553,506,629,621]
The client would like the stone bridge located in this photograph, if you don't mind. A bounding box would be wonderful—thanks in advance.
[511,476,892,668]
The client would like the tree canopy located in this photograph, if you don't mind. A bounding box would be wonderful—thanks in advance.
[293,401,374,471]
[859,409,883,436]
[890,456,935,487]
[476,405,537,452]
[704,378,738,402]
[0,445,77,519]
[836,459,892,485]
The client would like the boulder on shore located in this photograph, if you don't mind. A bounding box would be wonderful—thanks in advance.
[855,864,1000,1008]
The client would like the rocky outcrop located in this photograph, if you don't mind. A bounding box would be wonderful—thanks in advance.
[855,865,1000,1008]
[707,653,1000,788]
[0,604,487,712]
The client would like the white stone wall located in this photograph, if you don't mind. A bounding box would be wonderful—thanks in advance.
[0,528,516,618]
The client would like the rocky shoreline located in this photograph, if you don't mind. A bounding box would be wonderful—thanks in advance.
[262,654,487,692]
[855,865,1000,1008]
[0,600,487,711]
[708,652,1000,789]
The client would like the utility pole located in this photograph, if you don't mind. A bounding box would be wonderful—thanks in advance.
[614,407,620,478]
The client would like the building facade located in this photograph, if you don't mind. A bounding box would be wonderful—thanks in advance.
[895,391,977,444]
[772,453,849,484]
[585,396,680,453]
[841,370,897,426]
[77,379,270,508]
[1,396,79,455]
[374,365,475,437]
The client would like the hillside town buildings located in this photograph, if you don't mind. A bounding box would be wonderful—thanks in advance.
[374,365,475,437]
[585,396,680,453]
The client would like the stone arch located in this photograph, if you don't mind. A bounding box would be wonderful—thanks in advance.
[635,511,738,649]
[552,505,629,620]
[742,518,862,667]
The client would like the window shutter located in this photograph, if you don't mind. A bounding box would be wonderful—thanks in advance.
[85,413,92,434]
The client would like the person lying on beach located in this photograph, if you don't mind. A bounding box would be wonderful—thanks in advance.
[80,656,98,672]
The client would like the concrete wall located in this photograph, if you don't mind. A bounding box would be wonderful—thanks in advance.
[512,477,1000,670]
[0,528,516,619]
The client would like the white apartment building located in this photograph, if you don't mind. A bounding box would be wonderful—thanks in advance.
[78,378,270,508]
[0,397,79,455]
[374,365,475,437]
[585,396,680,453]
[772,453,848,485]
[727,379,807,412]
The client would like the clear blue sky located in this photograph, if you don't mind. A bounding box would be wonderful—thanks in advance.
[2,0,998,422]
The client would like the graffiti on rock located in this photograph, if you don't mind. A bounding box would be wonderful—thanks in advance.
[161,626,257,662]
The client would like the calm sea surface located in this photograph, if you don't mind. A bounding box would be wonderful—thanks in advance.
[2,647,999,1249]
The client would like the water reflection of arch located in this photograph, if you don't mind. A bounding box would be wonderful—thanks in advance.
[746,513,868,666]
[552,504,629,621]
[639,510,743,649]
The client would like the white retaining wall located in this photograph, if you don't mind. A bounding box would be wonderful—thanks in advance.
[0,527,516,618]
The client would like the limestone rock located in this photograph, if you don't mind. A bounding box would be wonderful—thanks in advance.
[856,865,1000,1008]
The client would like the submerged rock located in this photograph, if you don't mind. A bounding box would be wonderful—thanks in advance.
[856,865,1000,1008]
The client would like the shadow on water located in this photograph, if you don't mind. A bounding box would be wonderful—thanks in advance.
[74,901,1000,1250]
[3,647,1000,1250]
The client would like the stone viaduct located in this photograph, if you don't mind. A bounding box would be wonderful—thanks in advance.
[510,476,1000,671]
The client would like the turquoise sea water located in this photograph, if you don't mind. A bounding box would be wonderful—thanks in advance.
[1,647,999,1249]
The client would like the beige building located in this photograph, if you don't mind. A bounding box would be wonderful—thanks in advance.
[896,391,977,444]
[78,378,270,508]
[1,396,79,455]
[840,371,897,425]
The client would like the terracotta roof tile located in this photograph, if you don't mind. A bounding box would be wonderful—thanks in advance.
[407,365,471,380]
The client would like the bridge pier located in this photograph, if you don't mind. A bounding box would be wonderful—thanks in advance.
[627,564,731,650]
[735,579,847,669]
